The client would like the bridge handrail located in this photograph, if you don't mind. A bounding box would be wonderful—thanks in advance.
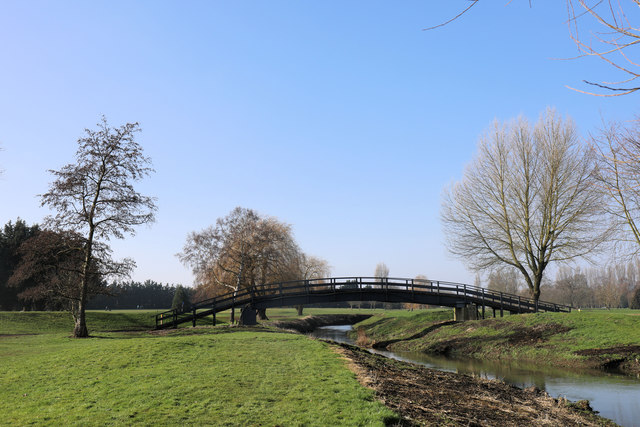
[155,276,570,326]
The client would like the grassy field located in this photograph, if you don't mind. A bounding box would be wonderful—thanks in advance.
[354,309,640,372]
[0,310,399,426]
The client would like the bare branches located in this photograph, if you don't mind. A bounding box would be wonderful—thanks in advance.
[41,117,156,337]
[592,117,640,254]
[422,1,479,31]
[424,1,640,95]
[374,262,390,280]
[566,0,640,95]
[41,117,157,240]
[441,109,611,303]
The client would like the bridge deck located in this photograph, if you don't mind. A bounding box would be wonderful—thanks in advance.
[155,277,571,329]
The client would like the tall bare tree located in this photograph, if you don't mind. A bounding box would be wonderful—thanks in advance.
[441,110,610,307]
[41,117,156,337]
[178,207,302,321]
[593,118,640,253]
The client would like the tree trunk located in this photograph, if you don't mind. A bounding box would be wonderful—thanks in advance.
[532,275,542,313]
[257,308,269,320]
[73,302,88,337]
[74,230,94,338]
[296,305,304,316]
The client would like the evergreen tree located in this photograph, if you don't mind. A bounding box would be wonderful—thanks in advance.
[0,219,40,310]
[171,286,191,311]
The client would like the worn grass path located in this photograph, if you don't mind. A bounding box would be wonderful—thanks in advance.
[0,311,398,426]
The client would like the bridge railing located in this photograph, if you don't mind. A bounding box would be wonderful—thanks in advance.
[154,276,571,328]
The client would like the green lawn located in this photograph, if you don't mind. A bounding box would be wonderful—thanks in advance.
[0,311,398,426]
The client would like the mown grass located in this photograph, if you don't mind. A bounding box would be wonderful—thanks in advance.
[0,311,399,426]
[355,309,640,370]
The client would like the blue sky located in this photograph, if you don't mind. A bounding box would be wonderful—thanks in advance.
[0,1,636,286]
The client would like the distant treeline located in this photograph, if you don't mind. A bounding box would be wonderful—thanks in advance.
[0,218,188,311]
[87,281,185,310]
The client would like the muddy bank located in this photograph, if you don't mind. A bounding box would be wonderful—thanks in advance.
[334,343,616,426]
[269,314,372,333]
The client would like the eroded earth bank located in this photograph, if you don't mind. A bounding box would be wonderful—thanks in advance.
[334,343,615,426]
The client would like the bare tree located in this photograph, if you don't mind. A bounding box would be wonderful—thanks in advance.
[177,207,302,321]
[41,117,156,337]
[593,118,640,253]
[374,262,390,280]
[553,266,589,307]
[426,1,640,96]
[487,267,523,295]
[441,109,611,307]
[295,254,331,315]
[404,274,430,310]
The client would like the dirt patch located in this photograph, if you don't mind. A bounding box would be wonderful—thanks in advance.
[417,322,572,357]
[575,345,640,374]
[575,345,640,357]
[334,344,616,426]
[505,324,572,345]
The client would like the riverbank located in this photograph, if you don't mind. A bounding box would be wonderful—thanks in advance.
[353,309,640,375]
[269,313,372,333]
[334,342,616,426]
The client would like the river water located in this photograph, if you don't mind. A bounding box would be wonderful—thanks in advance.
[309,325,640,427]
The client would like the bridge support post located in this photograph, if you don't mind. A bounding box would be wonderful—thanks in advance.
[454,304,478,321]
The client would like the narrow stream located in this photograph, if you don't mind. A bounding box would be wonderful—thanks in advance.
[309,324,640,427]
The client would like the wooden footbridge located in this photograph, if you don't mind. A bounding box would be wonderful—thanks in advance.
[155,276,571,329]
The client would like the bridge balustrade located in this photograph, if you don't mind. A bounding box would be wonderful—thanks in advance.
[154,276,571,329]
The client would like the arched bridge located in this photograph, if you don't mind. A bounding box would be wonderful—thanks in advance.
[155,277,571,329]
[156,277,571,329]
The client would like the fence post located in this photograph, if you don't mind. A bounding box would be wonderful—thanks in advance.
[192,307,197,327]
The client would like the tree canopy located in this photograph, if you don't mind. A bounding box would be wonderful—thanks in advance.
[441,110,611,305]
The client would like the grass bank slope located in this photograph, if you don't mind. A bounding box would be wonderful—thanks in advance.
[355,309,640,374]
[0,312,398,425]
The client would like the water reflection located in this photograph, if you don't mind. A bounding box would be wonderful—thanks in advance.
[310,325,640,427]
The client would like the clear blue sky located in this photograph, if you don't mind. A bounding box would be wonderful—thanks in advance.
[0,1,636,286]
